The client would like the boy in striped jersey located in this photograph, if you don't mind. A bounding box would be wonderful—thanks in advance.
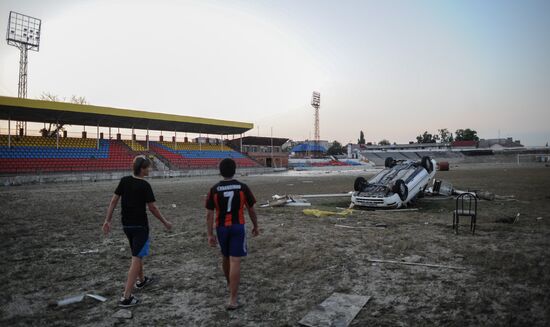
[205,158,260,310]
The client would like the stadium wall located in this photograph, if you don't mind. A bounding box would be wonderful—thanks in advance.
[0,167,279,186]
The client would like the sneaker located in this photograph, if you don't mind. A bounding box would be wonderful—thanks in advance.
[118,295,139,308]
[135,276,153,290]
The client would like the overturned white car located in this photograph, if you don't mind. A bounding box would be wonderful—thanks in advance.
[351,157,436,208]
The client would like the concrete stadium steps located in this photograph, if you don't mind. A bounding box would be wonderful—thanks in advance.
[148,142,260,169]
[122,139,147,152]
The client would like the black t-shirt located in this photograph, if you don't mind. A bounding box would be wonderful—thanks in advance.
[115,176,156,226]
[205,179,256,227]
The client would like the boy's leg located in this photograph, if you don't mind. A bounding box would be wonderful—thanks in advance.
[124,257,142,299]
[228,256,241,306]
[222,256,230,285]
[137,259,144,283]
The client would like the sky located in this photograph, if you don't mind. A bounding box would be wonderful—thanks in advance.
[0,0,549,145]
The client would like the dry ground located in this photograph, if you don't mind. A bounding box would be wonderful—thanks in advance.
[1,165,549,326]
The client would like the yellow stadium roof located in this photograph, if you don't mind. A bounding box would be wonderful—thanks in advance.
[0,96,253,134]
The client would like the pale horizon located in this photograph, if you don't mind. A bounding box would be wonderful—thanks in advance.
[1,0,549,146]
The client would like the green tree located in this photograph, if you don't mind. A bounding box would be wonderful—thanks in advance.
[455,128,479,141]
[416,131,439,144]
[358,131,366,145]
[327,140,344,155]
[438,128,454,143]
[378,139,390,146]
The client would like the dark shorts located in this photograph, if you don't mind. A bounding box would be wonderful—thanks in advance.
[216,224,247,257]
[123,225,150,258]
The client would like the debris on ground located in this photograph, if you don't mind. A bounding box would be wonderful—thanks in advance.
[112,309,133,319]
[56,293,107,307]
[303,208,353,218]
[335,224,385,230]
[56,294,85,306]
[495,213,521,224]
[431,179,453,196]
[261,192,354,208]
[165,232,186,238]
[260,194,312,207]
[79,249,99,254]
[86,294,107,302]
[298,293,370,327]
[427,179,503,201]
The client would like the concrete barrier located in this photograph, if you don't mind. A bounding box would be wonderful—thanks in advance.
[1,167,279,186]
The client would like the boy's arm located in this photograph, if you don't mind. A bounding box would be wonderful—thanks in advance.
[103,194,120,234]
[147,202,172,230]
[247,206,260,236]
[206,209,217,246]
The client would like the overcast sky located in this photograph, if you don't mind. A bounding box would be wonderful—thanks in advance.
[1,0,549,145]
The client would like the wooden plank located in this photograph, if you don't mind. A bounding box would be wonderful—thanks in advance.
[299,293,370,327]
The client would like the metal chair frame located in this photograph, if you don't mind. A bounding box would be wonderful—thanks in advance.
[453,192,477,235]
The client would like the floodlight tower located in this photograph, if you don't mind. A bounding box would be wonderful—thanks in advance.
[6,11,42,135]
[311,91,321,155]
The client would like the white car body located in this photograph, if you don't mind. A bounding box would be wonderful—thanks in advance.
[351,158,437,208]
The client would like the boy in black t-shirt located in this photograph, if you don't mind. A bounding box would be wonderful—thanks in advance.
[103,155,173,307]
[205,158,259,310]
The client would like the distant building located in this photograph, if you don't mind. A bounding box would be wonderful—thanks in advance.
[290,141,328,158]
[478,137,523,149]
[227,136,289,168]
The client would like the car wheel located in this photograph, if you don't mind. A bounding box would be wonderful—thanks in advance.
[354,177,368,192]
[421,156,433,173]
[394,179,408,201]
[385,157,395,168]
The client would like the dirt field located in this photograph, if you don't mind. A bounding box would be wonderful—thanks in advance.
[1,165,549,326]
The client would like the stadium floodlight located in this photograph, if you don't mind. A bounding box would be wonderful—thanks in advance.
[6,11,42,135]
[311,91,320,109]
[310,91,321,156]
[6,11,41,99]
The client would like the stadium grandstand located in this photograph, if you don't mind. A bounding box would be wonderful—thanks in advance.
[0,96,261,174]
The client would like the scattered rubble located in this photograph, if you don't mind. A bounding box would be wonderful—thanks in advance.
[56,293,107,307]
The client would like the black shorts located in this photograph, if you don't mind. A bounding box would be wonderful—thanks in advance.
[123,226,150,258]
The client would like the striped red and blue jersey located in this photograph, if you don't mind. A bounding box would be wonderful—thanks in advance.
[205,179,256,227]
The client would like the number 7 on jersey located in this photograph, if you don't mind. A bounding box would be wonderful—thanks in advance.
[223,191,234,212]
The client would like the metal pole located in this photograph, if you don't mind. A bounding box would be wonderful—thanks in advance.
[109,127,111,140]
[271,127,274,167]
[240,133,243,152]
[174,130,177,149]
[220,134,223,151]
[96,123,99,150]
[132,126,135,149]
[8,117,11,148]
[18,46,28,97]
[199,133,202,151]
[56,120,59,149]
[146,127,149,150]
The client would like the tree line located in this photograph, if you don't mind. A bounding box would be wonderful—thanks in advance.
[327,128,480,155]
